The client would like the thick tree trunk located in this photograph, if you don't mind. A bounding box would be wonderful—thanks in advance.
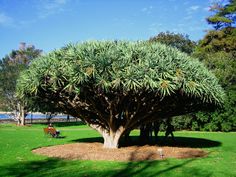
[20,104,26,126]
[103,132,121,148]
[140,123,152,144]
[17,117,21,125]
[89,124,124,148]
[17,102,26,126]
[20,111,25,125]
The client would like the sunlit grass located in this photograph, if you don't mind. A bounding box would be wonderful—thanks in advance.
[0,123,235,177]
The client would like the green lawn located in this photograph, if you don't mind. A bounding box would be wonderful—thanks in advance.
[0,123,236,177]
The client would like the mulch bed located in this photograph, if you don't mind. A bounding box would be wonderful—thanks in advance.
[32,142,208,161]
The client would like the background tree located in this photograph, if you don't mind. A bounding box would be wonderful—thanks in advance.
[175,0,236,132]
[195,27,236,57]
[189,52,236,132]
[149,31,196,54]
[0,43,42,125]
[207,0,236,30]
[17,41,224,148]
[196,0,236,57]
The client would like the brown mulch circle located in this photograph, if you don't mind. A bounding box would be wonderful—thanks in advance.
[32,142,208,161]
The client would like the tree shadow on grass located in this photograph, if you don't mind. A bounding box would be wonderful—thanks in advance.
[43,134,66,139]
[71,137,104,143]
[53,121,86,127]
[36,121,86,127]
[72,136,221,148]
[110,151,212,177]
[0,158,65,177]
[55,136,66,139]
[3,136,217,176]
[0,156,213,177]
[156,136,221,148]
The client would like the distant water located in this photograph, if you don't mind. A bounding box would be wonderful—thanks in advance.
[0,114,9,119]
[0,113,70,119]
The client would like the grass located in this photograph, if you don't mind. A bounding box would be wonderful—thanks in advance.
[0,123,236,177]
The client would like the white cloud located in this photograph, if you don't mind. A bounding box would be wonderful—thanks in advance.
[141,6,153,15]
[190,5,200,11]
[0,12,13,26]
[203,7,211,11]
[55,0,67,4]
[0,0,70,28]
[188,25,204,32]
[177,23,185,27]
[141,7,147,12]
[209,0,220,3]
[148,23,163,33]
[187,5,200,14]
[37,0,70,18]
[183,1,189,5]
[184,15,192,20]
[18,19,37,27]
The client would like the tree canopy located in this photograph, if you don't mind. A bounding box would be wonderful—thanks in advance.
[149,32,196,54]
[207,0,236,30]
[0,43,42,124]
[195,27,236,56]
[183,0,236,132]
[195,0,236,56]
[17,41,224,148]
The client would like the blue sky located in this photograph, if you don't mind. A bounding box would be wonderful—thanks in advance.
[0,0,214,58]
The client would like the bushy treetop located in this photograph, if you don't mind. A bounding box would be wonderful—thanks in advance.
[17,41,224,106]
[149,32,196,54]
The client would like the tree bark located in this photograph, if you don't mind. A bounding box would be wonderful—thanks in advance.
[17,102,26,126]
[89,124,124,148]
[102,130,122,148]
[20,109,25,126]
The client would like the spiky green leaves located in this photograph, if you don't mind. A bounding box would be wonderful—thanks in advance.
[17,41,224,105]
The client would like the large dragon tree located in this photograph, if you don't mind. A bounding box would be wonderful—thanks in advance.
[17,41,224,148]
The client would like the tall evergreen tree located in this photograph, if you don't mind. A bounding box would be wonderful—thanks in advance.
[207,0,236,30]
